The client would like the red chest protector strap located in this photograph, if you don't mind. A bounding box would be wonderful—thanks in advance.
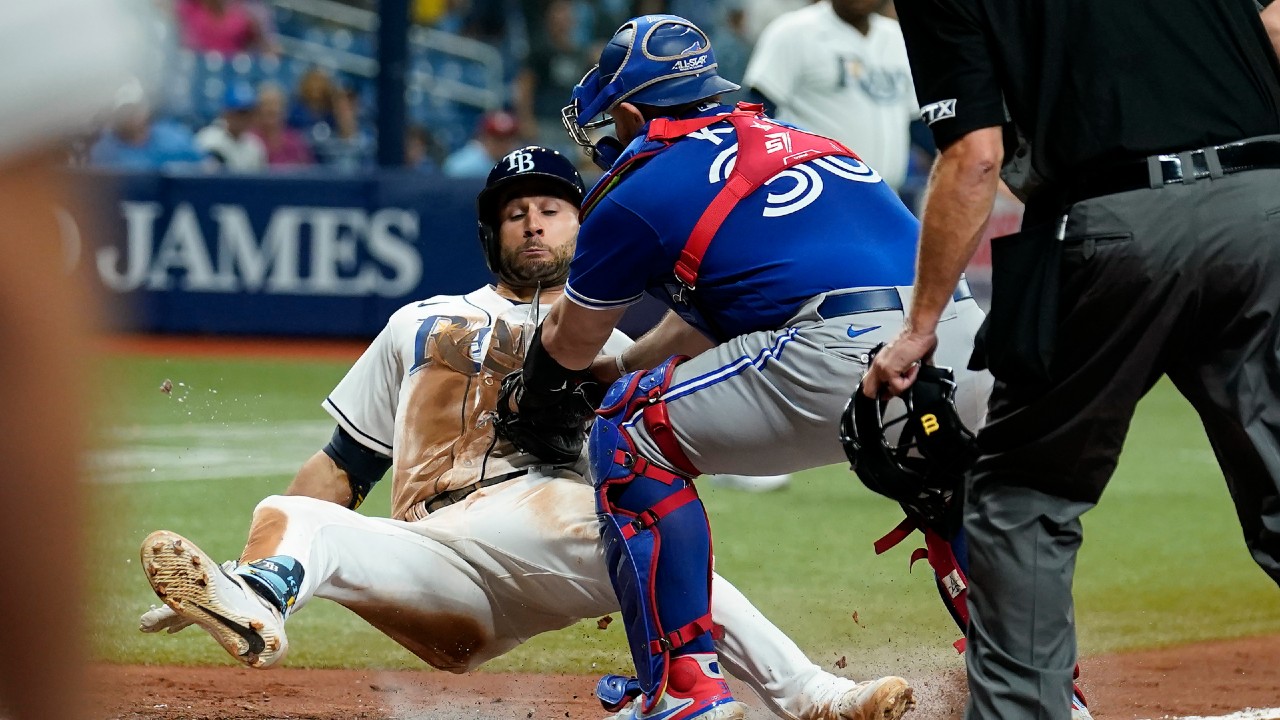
[645,102,857,290]
[874,516,971,654]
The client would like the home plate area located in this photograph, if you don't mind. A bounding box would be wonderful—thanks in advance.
[91,633,1279,720]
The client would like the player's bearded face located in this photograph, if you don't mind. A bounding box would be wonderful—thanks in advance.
[497,194,578,287]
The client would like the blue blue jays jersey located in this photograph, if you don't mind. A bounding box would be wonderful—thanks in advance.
[564,105,921,341]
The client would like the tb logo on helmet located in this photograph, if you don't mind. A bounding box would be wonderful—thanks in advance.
[505,150,536,173]
[474,146,585,286]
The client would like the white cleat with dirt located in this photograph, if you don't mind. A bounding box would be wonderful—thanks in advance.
[140,530,287,668]
[833,676,916,720]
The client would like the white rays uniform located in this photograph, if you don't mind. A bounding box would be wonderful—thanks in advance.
[743,3,918,192]
[238,285,870,719]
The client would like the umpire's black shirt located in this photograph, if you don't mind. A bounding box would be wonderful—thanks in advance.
[897,0,1280,190]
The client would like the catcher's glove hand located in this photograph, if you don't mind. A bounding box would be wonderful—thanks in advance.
[494,369,599,465]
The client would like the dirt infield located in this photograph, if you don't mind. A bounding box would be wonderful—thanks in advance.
[90,634,1280,720]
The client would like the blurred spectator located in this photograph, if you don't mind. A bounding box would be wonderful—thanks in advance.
[589,0,633,37]
[744,0,918,192]
[630,0,670,15]
[174,0,269,55]
[514,0,592,148]
[252,82,314,166]
[312,86,374,172]
[413,0,449,25]
[89,83,205,170]
[241,0,282,54]
[288,67,337,133]
[712,3,752,101]
[406,124,444,172]
[743,0,812,41]
[443,110,521,177]
[667,0,719,30]
[461,0,510,42]
[194,83,267,171]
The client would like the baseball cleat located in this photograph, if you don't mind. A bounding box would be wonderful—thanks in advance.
[140,560,237,634]
[833,676,915,720]
[601,653,747,720]
[140,530,287,668]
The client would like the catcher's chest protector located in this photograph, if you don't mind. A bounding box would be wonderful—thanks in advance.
[582,102,857,299]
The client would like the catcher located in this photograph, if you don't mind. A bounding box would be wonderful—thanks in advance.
[139,145,910,720]
[500,14,1090,720]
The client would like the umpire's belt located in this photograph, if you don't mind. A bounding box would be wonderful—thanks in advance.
[817,278,973,319]
[420,468,529,515]
[1066,138,1280,206]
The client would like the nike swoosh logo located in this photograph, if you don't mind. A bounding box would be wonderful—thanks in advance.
[847,325,882,339]
[195,602,266,655]
[642,697,695,720]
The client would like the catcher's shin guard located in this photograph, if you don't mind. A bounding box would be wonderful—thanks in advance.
[590,357,716,713]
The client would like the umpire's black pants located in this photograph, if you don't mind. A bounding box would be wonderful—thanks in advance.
[963,166,1280,720]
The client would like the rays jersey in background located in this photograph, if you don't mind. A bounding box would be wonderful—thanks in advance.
[744,4,918,191]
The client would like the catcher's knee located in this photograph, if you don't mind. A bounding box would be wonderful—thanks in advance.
[588,355,698,493]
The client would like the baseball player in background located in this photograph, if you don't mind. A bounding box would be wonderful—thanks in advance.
[139,146,912,720]
[0,1,155,719]
[743,0,919,193]
[502,14,1094,720]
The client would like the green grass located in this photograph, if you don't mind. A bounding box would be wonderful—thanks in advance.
[91,353,1280,676]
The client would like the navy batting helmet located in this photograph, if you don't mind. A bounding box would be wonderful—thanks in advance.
[840,361,978,534]
[476,145,585,284]
[561,15,740,167]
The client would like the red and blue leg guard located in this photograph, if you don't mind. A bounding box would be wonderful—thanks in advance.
[590,357,717,714]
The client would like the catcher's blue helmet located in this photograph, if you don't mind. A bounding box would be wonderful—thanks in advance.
[561,15,740,166]
[476,145,584,281]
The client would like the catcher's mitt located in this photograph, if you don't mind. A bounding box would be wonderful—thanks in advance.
[494,369,600,465]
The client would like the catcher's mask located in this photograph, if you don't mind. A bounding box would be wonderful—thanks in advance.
[561,14,740,170]
[475,145,585,287]
[840,360,978,531]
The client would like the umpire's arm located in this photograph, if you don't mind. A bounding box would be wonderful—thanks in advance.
[911,127,1003,332]
[864,0,1006,397]
[1263,1,1280,57]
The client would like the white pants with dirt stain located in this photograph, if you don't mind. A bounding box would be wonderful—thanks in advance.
[242,467,868,720]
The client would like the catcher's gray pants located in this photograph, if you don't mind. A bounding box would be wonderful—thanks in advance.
[628,286,990,475]
[964,167,1280,720]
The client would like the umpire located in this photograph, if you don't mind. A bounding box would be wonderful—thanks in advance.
[863,1,1280,719]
